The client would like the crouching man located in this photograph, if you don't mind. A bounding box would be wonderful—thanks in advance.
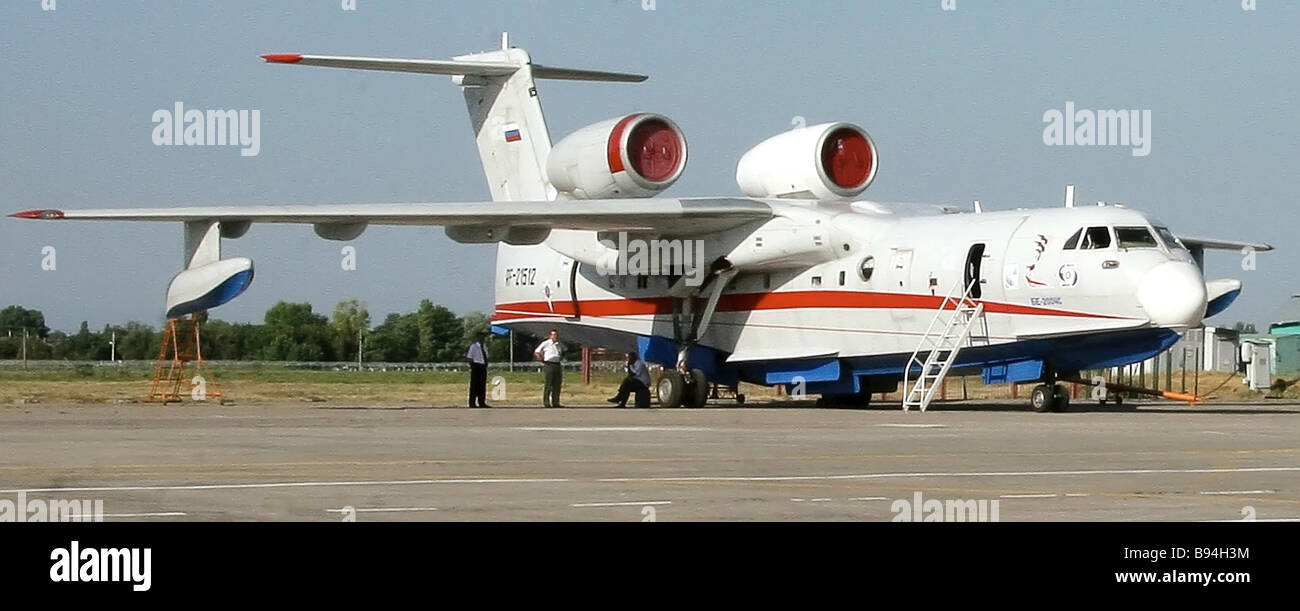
[607,352,652,408]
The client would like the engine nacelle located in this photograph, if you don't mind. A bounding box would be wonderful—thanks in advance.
[735,122,878,201]
[547,113,687,199]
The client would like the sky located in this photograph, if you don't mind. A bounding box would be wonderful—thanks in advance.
[1,0,1297,332]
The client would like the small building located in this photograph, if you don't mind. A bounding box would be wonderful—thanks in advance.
[1269,294,1300,336]
[1200,326,1240,372]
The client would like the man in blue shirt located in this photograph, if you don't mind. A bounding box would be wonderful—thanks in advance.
[607,352,652,408]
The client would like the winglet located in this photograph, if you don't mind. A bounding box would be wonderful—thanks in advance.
[10,209,64,219]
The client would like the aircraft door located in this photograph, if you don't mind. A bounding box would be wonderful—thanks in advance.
[889,248,915,324]
[964,243,985,299]
[890,248,913,292]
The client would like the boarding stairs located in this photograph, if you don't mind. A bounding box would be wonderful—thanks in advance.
[902,278,988,412]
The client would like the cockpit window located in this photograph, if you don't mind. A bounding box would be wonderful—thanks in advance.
[1063,228,1082,250]
[1115,226,1160,249]
[1080,226,1111,249]
[1153,226,1184,251]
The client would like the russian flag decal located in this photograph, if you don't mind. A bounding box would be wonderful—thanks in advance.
[504,123,522,142]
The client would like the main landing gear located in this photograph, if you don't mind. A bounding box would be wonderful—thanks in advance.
[657,367,709,409]
[1028,370,1072,413]
[656,266,737,409]
[1029,384,1069,412]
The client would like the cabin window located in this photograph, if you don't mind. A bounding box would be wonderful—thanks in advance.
[1115,226,1159,249]
[838,270,846,286]
[858,256,875,282]
[811,276,822,287]
[1063,228,1083,250]
[1080,226,1112,249]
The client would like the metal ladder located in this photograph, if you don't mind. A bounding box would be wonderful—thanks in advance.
[902,278,988,412]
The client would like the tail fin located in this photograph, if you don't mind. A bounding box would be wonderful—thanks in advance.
[262,34,646,202]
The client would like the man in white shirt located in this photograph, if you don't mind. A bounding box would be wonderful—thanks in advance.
[465,332,490,408]
[607,352,652,408]
[534,329,564,408]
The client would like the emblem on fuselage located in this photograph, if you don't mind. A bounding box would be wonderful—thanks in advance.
[1058,263,1078,288]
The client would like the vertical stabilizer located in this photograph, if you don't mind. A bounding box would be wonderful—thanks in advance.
[453,46,556,201]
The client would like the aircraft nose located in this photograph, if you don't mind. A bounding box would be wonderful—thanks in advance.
[1137,260,1207,328]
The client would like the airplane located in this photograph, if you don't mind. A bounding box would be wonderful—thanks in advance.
[9,35,1273,412]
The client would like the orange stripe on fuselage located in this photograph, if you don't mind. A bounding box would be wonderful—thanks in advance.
[489,290,1129,322]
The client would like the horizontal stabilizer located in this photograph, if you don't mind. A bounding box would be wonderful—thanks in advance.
[261,54,646,82]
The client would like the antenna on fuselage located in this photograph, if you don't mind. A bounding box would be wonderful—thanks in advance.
[1064,184,1075,208]
[973,199,983,213]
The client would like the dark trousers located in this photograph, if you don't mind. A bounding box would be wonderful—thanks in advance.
[612,378,650,408]
[542,361,562,407]
[468,363,488,407]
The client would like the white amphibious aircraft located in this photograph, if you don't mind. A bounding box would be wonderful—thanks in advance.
[11,36,1272,412]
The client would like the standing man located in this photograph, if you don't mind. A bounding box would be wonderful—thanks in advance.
[607,352,652,408]
[534,329,564,408]
[466,332,490,408]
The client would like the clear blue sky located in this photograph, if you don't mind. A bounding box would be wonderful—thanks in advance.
[2,0,1296,332]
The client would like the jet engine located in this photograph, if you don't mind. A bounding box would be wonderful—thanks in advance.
[547,113,687,199]
[735,122,878,200]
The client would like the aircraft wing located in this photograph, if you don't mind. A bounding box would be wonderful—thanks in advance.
[1175,235,1274,252]
[10,197,771,237]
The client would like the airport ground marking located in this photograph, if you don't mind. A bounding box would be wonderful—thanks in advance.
[1198,490,1276,496]
[596,465,1300,483]
[570,500,671,508]
[326,507,439,513]
[1000,493,1058,498]
[517,426,713,432]
[3,447,1296,474]
[69,512,187,518]
[0,477,573,494]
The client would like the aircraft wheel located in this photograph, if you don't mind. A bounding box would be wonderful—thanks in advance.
[735,393,746,406]
[1030,384,1052,412]
[686,369,709,408]
[657,370,685,408]
[1051,384,1070,412]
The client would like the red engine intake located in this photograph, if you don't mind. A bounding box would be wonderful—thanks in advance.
[820,126,875,191]
[549,113,688,199]
[736,122,878,200]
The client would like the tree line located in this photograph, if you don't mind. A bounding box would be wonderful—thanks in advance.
[0,301,533,363]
